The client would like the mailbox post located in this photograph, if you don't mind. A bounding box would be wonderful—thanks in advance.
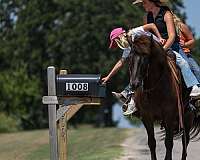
[42,66,106,160]
[47,66,58,160]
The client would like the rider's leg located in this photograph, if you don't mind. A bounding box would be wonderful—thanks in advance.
[121,84,132,98]
[186,54,200,83]
[112,84,137,116]
[112,84,132,102]
[177,47,200,83]
[173,51,200,97]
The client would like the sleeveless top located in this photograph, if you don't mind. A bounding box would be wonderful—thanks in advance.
[179,31,190,54]
[147,7,179,44]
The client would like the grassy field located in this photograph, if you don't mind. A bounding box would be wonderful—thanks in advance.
[0,125,128,160]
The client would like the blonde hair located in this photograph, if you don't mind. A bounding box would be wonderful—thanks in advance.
[172,14,183,36]
[115,34,130,49]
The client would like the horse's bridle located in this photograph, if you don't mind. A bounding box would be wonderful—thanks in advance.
[129,35,165,93]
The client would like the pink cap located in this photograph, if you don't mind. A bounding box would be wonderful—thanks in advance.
[109,27,126,48]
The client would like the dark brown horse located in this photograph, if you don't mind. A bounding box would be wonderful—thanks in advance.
[128,35,200,160]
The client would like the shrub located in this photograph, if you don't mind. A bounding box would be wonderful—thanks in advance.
[0,112,19,133]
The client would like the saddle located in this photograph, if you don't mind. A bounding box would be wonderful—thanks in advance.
[166,49,184,129]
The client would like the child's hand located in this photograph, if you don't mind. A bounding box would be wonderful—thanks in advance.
[101,76,109,84]
[179,39,185,47]
[159,38,166,45]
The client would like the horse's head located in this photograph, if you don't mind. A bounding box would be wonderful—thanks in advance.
[129,35,162,90]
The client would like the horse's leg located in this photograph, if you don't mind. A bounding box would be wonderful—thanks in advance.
[181,112,194,160]
[164,122,174,160]
[142,119,157,160]
[181,129,189,160]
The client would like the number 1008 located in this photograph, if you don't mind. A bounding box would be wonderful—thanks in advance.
[66,83,88,91]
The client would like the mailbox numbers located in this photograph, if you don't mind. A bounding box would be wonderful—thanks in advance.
[66,83,88,91]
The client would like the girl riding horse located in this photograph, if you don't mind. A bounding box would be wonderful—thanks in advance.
[102,23,165,115]
[113,0,200,115]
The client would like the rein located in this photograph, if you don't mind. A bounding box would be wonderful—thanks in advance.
[142,66,165,93]
[141,35,166,93]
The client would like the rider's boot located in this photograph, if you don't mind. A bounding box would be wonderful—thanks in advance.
[123,98,138,116]
[190,85,200,98]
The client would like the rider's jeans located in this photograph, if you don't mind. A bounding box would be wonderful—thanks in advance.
[186,54,200,83]
[171,42,200,88]
[173,50,199,88]
[121,43,200,95]
[175,45,200,83]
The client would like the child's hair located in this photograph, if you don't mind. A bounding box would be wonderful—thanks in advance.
[115,35,130,49]
[172,14,183,36]
[115,30,131,49]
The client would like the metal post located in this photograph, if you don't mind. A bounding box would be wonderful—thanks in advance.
[47,66,58,160]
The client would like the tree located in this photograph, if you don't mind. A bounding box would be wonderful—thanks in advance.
[0,0,186,129]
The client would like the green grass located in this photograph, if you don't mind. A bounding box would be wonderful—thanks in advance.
[0,126,128,160]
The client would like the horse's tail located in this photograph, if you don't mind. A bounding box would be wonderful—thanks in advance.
[190,113,200,141]
[159,109,200,141]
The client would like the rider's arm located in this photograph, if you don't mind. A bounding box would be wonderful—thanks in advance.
[107,58,125,78]
[180,22,195,49]
[102,47,131,84]
[102,58,126,84]
[143,23,163,39]
[143,15,147,24]
[163,11,176,50]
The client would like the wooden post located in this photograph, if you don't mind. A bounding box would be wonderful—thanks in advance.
[43,67,104,160]
[58,70,68,160]
[47,66,58,160]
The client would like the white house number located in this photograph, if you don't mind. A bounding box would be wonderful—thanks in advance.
[66,83,89,91]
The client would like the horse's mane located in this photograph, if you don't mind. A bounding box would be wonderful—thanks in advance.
[131,35,164,56]
[129,35,169,70]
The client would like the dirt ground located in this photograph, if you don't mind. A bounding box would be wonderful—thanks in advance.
[117,127,200,160]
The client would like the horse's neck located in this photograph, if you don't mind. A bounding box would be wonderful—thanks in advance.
[145,53,171,90]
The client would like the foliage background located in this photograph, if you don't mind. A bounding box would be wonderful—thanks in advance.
[0,0,199,131]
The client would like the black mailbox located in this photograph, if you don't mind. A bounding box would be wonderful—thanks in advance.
[56,74,106,98]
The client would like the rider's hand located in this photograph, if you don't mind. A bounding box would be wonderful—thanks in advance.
[159,38,166,45]
[101,76,109,84]
[179,39,185,47]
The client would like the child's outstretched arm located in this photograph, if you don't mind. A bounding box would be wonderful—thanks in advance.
[102,58,125,84]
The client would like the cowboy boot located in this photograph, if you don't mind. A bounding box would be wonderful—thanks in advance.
[123,98,137,116]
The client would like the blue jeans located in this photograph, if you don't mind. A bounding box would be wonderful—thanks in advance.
[122,43,199,95]
[172,43,199,88]
[186,54,200,83]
